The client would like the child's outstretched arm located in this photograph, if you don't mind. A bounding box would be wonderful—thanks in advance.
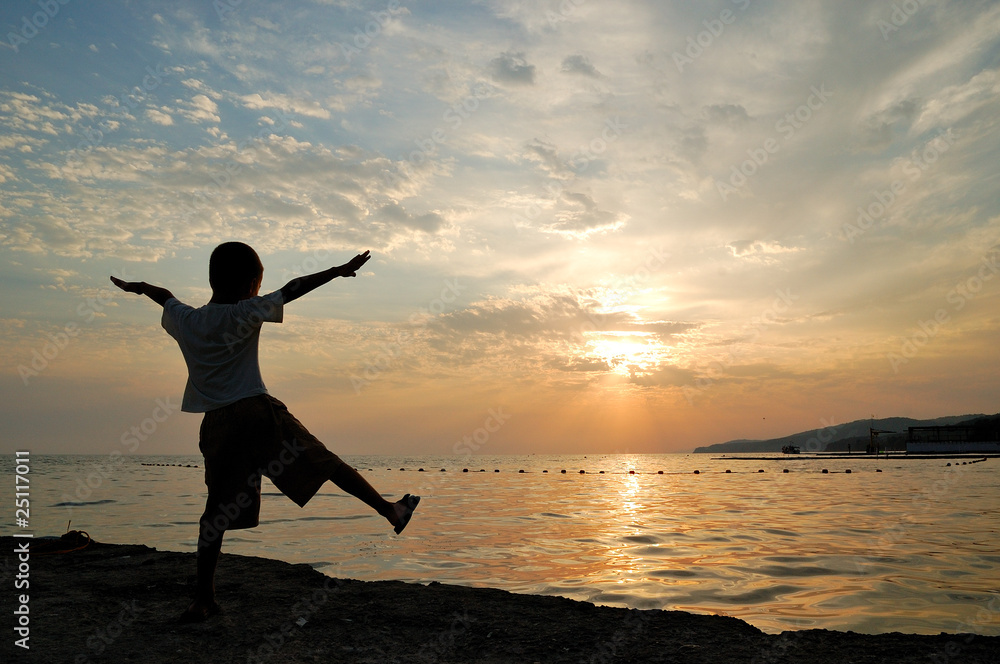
[280,250,371,304]
[110,276,175,307]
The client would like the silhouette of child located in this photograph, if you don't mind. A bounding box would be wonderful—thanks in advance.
[111,242,419,622]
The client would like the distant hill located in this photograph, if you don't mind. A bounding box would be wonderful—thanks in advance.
[692,414,992,454]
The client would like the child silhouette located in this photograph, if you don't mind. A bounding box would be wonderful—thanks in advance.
[111,242,419,622]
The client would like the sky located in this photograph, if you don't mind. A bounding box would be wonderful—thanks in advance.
[1,0,999,456]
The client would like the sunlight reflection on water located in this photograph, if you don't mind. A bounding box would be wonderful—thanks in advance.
[10,453,1000,635]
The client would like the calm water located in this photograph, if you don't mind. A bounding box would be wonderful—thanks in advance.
[4,453,999,635]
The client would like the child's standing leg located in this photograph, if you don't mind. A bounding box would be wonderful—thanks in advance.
[329,464,420,534]
[182,514,225,622]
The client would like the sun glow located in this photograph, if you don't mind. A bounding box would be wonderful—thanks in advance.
[586,332,666,377]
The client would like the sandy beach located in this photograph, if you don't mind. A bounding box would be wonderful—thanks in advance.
[4,533,999,664]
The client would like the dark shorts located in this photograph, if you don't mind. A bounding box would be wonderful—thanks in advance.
[198,394,345,530]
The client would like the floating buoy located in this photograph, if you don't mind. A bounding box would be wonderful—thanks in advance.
[561,470,567,474]
[946,463,951,467]
[657,470,664,474]
[479,469,486,472]
[463,468,469,473]
[876,469,882,472]
[494,469,500,473]
[543,470,548,473]
[758,469,764,473]
[519,469,525,473]
[629,470,635,475]
[725,469,731,473]
[418,468,425,472]
[693,470,700,474]
[400,468,405,471]
[822,469,829,474]
[845,469,852,474]
[782,468,789,473]
[599,470,605,474]
[440,468,446,472]
[579,470,585,474]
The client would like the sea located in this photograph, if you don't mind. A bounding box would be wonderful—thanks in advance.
[5,453,999,636]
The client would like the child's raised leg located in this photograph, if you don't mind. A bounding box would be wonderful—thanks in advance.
[329,464,419,534]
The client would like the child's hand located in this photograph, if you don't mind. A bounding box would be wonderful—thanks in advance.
[110,276,142,293]
[340,250,371,277]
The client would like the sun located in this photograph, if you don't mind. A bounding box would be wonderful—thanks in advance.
[586,332,665,377]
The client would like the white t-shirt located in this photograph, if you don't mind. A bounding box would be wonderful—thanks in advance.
[161,290,284,412]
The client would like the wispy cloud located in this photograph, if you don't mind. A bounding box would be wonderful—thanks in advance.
[1,0,999,453]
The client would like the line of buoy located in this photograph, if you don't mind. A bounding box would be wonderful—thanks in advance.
[378,467,891,474]
[141,463,198,468]
[946,457,988,466]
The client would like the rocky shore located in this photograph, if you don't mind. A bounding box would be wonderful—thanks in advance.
[3,534,998,663]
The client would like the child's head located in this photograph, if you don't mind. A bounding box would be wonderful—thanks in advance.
[209,242,263,301]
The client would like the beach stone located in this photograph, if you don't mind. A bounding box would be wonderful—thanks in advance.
[6,535,997,664]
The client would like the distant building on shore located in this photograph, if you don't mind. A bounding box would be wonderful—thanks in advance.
[906,424,1000,454]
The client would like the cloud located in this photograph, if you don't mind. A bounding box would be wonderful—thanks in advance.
[726,240,801,258]
[240,92,331,119]
[434,289,693,342]
[488,52,535,85]
[251,17,280,32]
[179,78,223,100]
[561,54,600,77]
[373,203,447,233]
[911,68,1000,134]
[704,104,750,125]
[145,108,174,125]
[523,138,571,178]
[176,94,220,124]
[547,191,627,236]
[856,98,920,152]
[3,0,1000,453]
